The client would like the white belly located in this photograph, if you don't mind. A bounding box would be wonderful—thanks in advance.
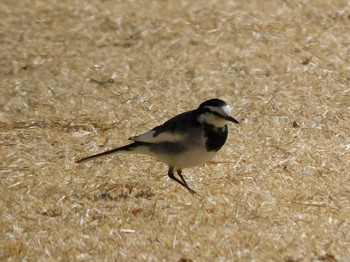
[127,131,220,169]
[153,147,218,168]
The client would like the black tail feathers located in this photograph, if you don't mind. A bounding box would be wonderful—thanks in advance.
[76,142,141,163]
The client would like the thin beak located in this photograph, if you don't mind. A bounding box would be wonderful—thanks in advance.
[226,115,240,124]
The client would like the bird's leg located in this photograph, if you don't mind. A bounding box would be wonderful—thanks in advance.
[176,169,196,194]
[167,167,187,191]
[167,167,196,194]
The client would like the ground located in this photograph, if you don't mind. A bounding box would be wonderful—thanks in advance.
[1,0,350,261]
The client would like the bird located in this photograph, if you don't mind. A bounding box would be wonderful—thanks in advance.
[76,98,239,193]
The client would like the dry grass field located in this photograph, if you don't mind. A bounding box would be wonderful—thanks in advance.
[1,0,350,261]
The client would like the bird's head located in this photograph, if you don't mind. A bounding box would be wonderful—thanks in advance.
[197,99,240,128]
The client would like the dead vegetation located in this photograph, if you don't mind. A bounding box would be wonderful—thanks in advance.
[1,0,350,261]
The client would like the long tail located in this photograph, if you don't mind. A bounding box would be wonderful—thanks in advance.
[76,143,142,164]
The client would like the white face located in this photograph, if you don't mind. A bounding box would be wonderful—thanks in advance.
[198,105,232,127]
[205,105,232,118]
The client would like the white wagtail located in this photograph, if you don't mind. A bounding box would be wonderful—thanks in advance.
[76,98,239,193]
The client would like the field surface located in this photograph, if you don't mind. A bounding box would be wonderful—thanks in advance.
[1,0,350,261]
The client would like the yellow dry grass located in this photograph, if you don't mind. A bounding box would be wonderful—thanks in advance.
[1,0,350,261]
